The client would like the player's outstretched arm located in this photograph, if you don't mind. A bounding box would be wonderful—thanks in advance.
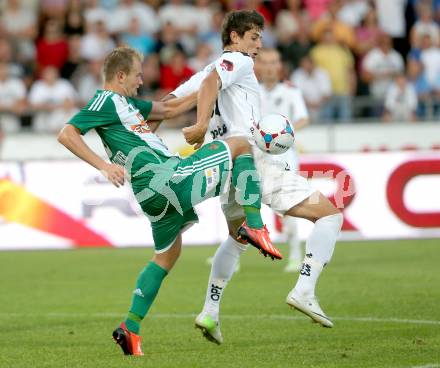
[147,94,176,133]
[183,69,220,149]
[148,92,198,121]
[57,125,125,187]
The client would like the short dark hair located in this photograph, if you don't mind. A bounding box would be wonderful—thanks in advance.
[103,46,143,82]
[221,10,265,48]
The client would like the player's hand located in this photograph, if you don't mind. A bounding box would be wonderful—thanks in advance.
[182,124,206,149]
[101,163,126,187]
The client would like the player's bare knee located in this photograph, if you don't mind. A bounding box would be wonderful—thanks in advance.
[153,241,182,271]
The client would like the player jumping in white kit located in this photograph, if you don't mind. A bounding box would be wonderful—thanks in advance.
[171,10,343,344]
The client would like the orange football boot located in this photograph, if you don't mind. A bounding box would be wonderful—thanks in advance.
[112,322,144,356]
[237,222,283,260]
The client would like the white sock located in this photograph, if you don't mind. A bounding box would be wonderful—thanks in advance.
[284,216,302,262]
[203,236,247,319]
[293,213,343,297]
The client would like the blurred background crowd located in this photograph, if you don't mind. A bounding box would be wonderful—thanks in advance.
[0,0,439,138]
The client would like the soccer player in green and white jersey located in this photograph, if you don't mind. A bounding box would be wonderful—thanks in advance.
[58,46,281,356]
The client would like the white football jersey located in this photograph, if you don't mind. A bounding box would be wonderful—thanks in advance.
[259,82,309,170]
[172,51,260,142]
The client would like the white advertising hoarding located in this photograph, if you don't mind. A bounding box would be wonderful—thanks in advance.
[0,151,439,250]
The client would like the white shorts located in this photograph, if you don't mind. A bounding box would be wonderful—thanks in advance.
[221,147,316,220]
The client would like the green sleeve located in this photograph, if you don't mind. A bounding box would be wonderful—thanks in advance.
[68,98,116,135]
[131,98,153,119]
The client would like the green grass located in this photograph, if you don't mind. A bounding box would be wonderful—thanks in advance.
[1,239,440,368]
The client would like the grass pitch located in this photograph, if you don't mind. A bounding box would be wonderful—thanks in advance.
[1,239,439,368]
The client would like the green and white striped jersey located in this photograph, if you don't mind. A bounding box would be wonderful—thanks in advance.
[68,90,177,184]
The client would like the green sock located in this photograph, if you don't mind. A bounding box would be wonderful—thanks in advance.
[125,261,168,334]
[232,154,263,229]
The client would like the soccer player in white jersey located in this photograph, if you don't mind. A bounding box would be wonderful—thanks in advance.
[255,48,309,272]
[171,10,343,343]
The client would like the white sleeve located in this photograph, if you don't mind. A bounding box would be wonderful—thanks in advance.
[291,88,309,123]
[171,66,213,98]
[214,53,254,90]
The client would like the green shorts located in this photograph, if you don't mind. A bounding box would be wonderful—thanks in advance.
[134,140,232,253]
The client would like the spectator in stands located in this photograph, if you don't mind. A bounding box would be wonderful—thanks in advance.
[108,0,159,36]
[362,33,404,103]
[1,0,37,64]
[159,0,199,54]
[138,53,161,99]
[63,0,85,36]
[83,0,109,30]
[337,0,371,28]
[410,3,440,48]
[291,55,332,123]
[188,42,213,72]
[278,22,312,72]
[374,0,408,58]
[355,8,381,60]
[193,0,215,35]
[0,61,27,136]
[275,0,305,46]
[80,19,115,61]
[311,0,356,50]
[0,38,24,79]
[76,59,103,106]
[155,22,185,65]
[119,16,156,56]
[303,0,332,21]
[407,58,431,118]
[275,0,311,70]
[159,48,194,94]
[60,34,84,81]
[311,28,355,122]
[39,0,69,19]
[199,7,224,58]
[419,34,440,89]
[383,73,418,122]
[36,18,69,74]
[243,0,273,24]
[28,65,77,133]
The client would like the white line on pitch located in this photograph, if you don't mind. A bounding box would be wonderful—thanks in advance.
[410,364,440,368]
[0,312,439,326]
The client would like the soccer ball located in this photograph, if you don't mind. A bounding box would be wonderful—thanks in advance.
[251,114,295,155]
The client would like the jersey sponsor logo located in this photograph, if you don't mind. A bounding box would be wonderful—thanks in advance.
[220,59,234,71]
[210,124,228,139]
[130,120,151,134]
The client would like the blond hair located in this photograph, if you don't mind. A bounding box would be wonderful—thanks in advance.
[103,47,143,82]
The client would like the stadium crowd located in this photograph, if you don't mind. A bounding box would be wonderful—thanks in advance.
[0,0,439,138]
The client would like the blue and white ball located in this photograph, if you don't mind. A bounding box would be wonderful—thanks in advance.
[251,114,295,155]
